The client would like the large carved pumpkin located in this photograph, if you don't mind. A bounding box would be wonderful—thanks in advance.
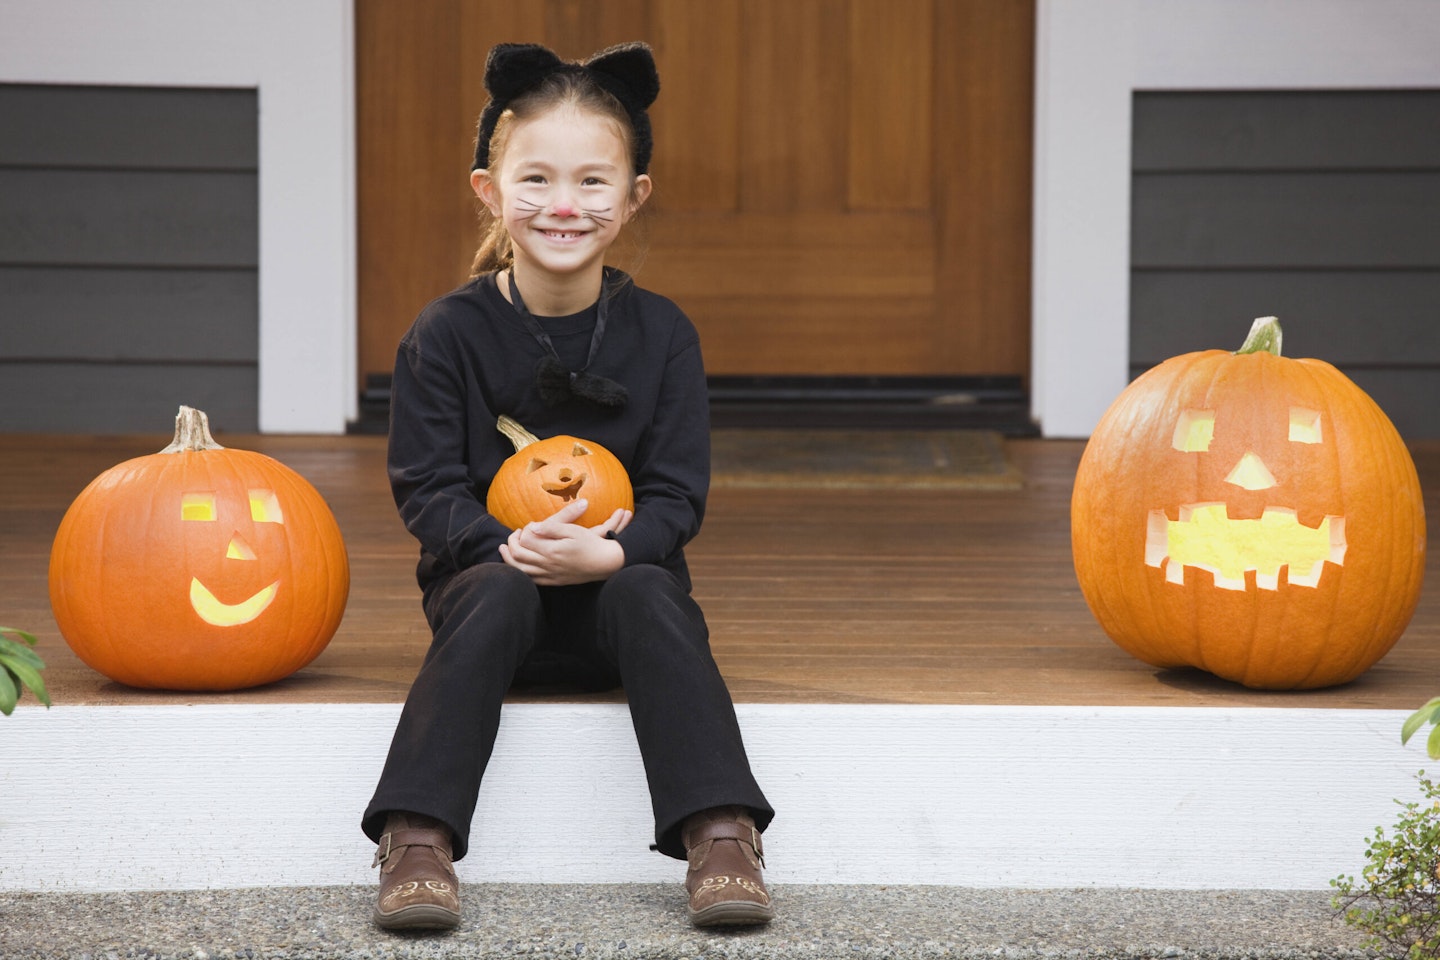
[1072,317,1425,689]
[49,406,349,690]
[486,415,633,528]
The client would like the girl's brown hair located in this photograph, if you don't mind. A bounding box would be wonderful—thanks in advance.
[469,71,648,279]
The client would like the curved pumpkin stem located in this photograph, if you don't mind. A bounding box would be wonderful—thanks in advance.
[159,405,225,454]
[1236,316,1283,357]
[497,415,540,452]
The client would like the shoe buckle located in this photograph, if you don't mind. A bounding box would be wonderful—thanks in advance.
[373,832,393,868]
[750,825,766,867]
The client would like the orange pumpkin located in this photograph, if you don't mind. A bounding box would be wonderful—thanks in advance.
[1072,317,1425,689]
[48,406,349,690]
[486,415,633,528]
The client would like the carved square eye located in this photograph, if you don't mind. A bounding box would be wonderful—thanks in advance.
[182,493,216,521]
[249,489,284,524]
[1172,410,1215,453]
[1289,408,1322,444]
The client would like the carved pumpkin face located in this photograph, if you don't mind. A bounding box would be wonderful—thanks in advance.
[486,416,633,528]
[49,407,350,691]
[1144,405,1347,593]
[1072,319,1425,689]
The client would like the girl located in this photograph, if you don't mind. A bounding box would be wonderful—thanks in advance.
[361,42,775,932]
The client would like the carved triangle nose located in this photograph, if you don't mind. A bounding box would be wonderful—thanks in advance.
[1225,451,1276,491]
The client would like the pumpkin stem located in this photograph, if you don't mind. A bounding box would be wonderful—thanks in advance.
[159,405,225,454]
[1236,316,1283,357]
[497,414,540,452]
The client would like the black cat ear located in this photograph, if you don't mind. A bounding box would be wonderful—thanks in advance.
[474,43,567,170]
[484,43,565,100]
[584,42,660,110]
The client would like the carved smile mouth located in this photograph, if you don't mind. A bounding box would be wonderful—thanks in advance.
[1145,504,1347,591]
[190,578,279,626]
[543,474,587,502]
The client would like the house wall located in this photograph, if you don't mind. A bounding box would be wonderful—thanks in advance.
[5,2,1438,436]
[1130,89,1440,439]
[1032,0,1440,438]
[0,0,355,434]
[0,84,262,432]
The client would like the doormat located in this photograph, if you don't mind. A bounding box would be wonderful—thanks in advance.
[710,428,1023,490]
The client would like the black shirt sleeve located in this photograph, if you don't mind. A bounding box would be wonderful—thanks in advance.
[387,331,513,577]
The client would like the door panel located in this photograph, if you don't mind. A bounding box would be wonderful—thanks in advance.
[357,0,1033,380]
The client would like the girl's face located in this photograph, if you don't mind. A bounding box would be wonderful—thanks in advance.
[473,106,651,295]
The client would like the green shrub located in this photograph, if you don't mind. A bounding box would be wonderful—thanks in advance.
[1333,771,1440,960]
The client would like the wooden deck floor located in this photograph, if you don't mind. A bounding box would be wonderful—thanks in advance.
[5,432,1438,710]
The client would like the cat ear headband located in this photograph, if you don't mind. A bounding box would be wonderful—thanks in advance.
[472,41,660,174]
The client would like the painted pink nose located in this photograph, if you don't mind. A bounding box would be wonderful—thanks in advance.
[551,201,577,218]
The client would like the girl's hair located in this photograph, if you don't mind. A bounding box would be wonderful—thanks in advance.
[469,71,647,279]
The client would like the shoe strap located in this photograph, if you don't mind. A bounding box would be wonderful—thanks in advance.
[688,820,764,859]
[373,828,454,868]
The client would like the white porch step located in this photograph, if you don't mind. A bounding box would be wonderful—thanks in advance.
[0,703,1419,893]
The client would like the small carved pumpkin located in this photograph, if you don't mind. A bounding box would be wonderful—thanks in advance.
[486,415,633,528]
[48,406,350,690]
[1072,317,1425,689]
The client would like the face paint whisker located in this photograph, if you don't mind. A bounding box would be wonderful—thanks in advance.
[512,199,544,223]
[581,207,615,224]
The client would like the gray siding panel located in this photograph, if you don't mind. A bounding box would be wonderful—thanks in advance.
[1131,271,1440,366]
[1132,171,1440,269]
[0,169,258,267]
[0,267,257,362]
[0,85,258,170]
[1131,90,1440,438]
[1134,90,1440,172]
[0,83,259,433]
[0,363,258,433]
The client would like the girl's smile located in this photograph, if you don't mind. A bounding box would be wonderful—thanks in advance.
[472,106,651,314]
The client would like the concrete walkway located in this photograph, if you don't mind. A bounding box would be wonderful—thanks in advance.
[0,885,1370,959]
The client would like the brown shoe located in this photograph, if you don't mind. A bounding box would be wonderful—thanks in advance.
[682,807,774,927]
[372,812,461,931]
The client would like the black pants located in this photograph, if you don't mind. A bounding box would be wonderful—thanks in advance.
[362,562,772,860]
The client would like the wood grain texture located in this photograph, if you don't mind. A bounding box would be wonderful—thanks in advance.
[848,0,933,210]
[649,0,741,212]
[933,0,1035,376]
[354,0,1036,379]
[355,0,471,386]
[8,432,1440,711]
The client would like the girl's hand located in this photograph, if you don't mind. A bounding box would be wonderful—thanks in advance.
[499,499,631,586]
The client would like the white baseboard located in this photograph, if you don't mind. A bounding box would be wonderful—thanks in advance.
[0,703,1420,892]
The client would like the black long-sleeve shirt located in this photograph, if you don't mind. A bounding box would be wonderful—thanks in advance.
[387,270,710,592]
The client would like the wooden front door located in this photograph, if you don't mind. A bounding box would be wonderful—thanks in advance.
[357,0,1033,381]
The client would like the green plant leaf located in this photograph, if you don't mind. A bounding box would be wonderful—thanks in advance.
[0,626,39,647]
[1426,724,1440,761]
[1,654,50,708]
[0,627,50,711]
[0,639,45,670]
[1402,698,1440,745]
[0,666,17,716]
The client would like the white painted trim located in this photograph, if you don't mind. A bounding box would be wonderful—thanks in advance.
[1032,0,1440,438]
[0,0,357,433]
[0,702,1421,892]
